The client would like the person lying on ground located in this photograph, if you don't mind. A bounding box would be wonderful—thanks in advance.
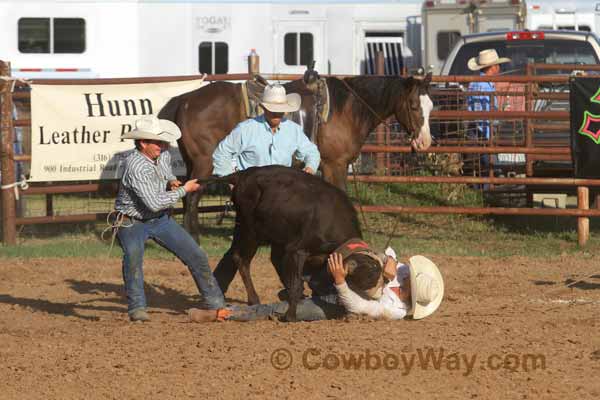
[188,240,444,322]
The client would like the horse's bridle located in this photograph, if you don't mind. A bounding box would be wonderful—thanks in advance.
[340,78,387,126]
[340,77,423,137]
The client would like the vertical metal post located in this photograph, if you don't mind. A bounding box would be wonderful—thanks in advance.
[375,51,386,174]
[525,65,534,207]
[0,60,17,244]
[578,186,589,246]
[375,51,385,76]
[525,64,534,177]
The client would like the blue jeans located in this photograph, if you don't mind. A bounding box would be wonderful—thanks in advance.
[116,214,225,314]
[227,294,346,321]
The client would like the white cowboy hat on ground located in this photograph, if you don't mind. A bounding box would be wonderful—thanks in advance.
[121,115,181,142]
[260,84,301,113]
[468,49,511,71]
[408,255,444,319]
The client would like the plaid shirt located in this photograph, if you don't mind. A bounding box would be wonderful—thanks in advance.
[115,149,186,220]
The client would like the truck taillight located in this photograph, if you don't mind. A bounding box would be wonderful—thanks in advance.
[506,31,545,40]
[424,0,435,7]
[510,0,521,4]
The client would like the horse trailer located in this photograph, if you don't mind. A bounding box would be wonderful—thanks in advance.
[527,0,600,34]
[0,0,424,79]
[422,0,527,74]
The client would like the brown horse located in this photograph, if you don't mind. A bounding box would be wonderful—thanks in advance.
[158,74,433,236]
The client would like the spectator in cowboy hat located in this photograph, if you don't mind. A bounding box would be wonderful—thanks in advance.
[212,83,320,177]
[189,240,444,322]
[114,116,224,322]
[467,49,512,178]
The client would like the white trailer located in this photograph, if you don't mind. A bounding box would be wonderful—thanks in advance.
[527,0,600,34]
[422,0,527,74]
[0,0,424,79]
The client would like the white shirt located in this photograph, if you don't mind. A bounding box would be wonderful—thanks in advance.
[335,261,411,320]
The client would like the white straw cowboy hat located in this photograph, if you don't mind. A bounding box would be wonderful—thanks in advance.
[468,49,511,71]
[408,255,444,320]
[260,84,301,113]
[121,115,181,142]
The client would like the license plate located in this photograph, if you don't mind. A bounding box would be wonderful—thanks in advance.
[497,153,526,163]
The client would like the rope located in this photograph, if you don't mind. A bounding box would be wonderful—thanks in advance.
[0,175,29,200]
[350,160,370,234]
[216,200,234,225]
[340,78,387,126]
[100,211,133,257]
[0,76,32,92]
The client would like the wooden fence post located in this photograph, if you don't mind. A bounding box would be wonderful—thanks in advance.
[0,60,17,244]
[578,186,589,246]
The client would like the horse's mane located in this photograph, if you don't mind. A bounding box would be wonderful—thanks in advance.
[326,76,411,125]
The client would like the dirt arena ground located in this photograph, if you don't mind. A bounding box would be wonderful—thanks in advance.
[0,254,599,399]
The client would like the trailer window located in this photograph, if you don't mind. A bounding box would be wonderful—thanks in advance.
[18,17,85,54]
[284,33,313,66]
[18,18,50,53]
[198,42,228,74]
[54,18,85,53]
[437,31,461,61]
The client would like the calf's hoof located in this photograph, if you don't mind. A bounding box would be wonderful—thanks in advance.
[247,295,261,306]
[282,311,298,323]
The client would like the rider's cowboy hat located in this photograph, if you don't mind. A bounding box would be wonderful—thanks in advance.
[407,255,444,320]
[468,49,511,71]
[121,115,181,142]
[260,84,301,113]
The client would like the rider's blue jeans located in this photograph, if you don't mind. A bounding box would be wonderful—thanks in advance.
[227,293,346,322]
[117,214,225,314]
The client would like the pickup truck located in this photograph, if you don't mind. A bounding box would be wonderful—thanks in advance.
[436,30,600,177]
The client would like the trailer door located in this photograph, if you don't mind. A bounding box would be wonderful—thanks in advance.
[274,21,325,74]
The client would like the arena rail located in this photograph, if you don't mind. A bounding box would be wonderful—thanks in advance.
[2,59,600,246]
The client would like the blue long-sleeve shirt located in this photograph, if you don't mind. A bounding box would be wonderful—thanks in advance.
[212,115,320,176]
[467,79,497,140]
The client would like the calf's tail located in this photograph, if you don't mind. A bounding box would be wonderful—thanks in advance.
[197,171,242,186]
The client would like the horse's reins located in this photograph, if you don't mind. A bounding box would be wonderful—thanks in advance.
[340,78,410,246]
[340,78,387,126]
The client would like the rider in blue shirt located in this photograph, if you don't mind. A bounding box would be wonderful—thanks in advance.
[212,84,320,177]
[212,84,321,294]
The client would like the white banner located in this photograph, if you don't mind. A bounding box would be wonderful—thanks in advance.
[30,79,206,182]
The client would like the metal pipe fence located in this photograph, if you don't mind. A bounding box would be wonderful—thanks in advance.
[2,60,600,246]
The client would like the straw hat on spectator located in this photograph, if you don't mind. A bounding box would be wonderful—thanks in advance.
[468,49,511,71]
